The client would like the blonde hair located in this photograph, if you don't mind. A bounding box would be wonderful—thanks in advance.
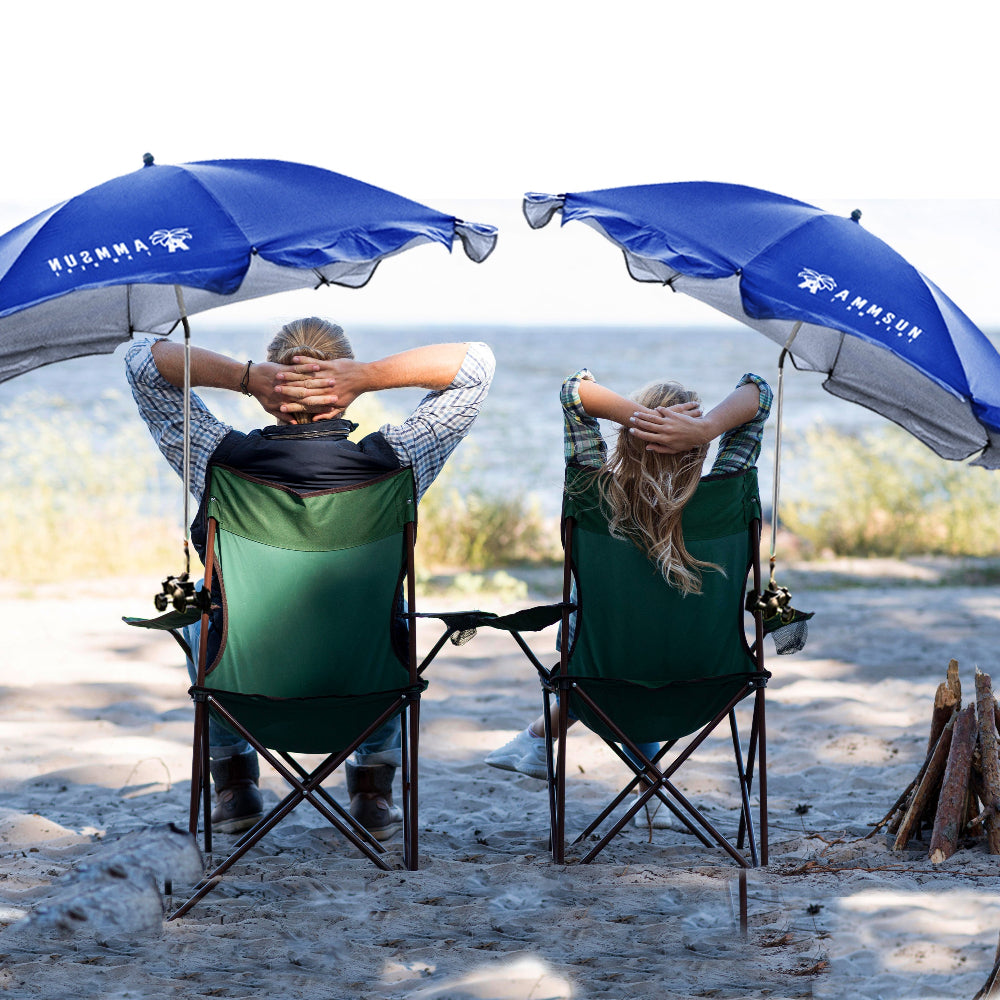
[596,380,716,595]
[265,318,353,424]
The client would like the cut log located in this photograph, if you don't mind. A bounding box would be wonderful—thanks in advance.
[929,704,977,863]
[975,669,1000,854]
[928,679,959,756]
[869,772,921,838]
[893,716,955,850]
[947,658,961,701]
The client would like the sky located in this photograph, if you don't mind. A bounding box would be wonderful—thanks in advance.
[2,1,997,330]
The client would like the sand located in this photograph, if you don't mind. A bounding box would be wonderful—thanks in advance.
[2,562,1000,999]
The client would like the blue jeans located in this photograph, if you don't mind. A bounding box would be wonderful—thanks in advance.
[181,611,401,766]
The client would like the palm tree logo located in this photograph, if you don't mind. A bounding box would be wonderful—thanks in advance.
[150,228,193,253]
[797,268,836,294]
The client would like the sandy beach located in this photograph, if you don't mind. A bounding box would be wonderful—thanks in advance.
[2,561,1000,999]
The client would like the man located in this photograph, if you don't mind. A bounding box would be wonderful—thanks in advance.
[126,319,494,839]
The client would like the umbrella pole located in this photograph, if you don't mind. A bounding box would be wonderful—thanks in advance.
[174,285,192,578]
[770,322,802,578]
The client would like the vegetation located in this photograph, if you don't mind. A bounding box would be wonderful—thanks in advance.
[0,392,180,583]
[780,424,1000,558]
[0,391,559,586]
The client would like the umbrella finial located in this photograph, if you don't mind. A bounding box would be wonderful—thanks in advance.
[142,152,155,167]
[850,208,862,223]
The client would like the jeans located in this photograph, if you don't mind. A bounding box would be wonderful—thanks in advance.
[181,611,401,766]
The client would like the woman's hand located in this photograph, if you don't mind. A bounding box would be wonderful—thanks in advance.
[628,401,707,453]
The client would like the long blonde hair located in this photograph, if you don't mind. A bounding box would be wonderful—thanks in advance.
[265,317,353,424]
[597,380,715,595]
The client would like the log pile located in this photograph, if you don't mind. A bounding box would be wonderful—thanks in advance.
[874,660,1000,863]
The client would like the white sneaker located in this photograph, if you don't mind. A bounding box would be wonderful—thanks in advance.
[632,800,679,830]
[485,729,549,780]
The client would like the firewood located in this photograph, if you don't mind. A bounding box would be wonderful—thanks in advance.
[975,669,1000,854]
[868,772,922,838]
[947,658,961,700]
[893,716,955,850]
[928,677,959,756]
[929,704,977,864]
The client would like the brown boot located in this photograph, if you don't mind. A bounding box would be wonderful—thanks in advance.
[209,754,264,834]
[345,761,403,842]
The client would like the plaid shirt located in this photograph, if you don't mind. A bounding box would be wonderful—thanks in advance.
[562,369,771,473]
[125,338,495,503]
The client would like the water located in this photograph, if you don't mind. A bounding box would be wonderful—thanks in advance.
[0,322,944,519]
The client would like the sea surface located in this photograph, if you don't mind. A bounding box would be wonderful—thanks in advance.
[3,322,986,521]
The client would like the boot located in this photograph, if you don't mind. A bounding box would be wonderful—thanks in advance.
[345,761,403,842]
[209,754,264,834]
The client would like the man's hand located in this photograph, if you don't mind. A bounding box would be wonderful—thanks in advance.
[271,357,364,420]
[245,361,305,422]
[628,401,707,453]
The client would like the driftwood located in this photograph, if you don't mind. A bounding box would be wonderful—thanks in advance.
[975,669,1000,854]
[892,716,955,850]
[886,661,1000,862]
[928,659,961,754]
[929,704,977,864]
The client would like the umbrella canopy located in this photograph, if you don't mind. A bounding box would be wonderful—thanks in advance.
[524,183,1000,469]
[0,156,497,383]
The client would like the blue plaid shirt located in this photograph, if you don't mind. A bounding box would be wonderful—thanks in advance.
[562,369,771,473]
[125,339,495,503]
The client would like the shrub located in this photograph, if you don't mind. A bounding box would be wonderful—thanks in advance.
[0,392,181,582]
[0,390,559,583]
[780,424,1000,557]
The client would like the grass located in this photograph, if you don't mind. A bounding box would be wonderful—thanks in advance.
[0,392,181,583]
[780,424,1000,558]
[0,391,559,588]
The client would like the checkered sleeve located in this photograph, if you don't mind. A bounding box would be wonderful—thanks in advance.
[711,373,772,474]
[124,338,232,504]
[379,342,495,500]
[561,369,606,468]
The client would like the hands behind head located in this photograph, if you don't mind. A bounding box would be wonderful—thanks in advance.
[267,357,364,422]
[627,401,707,454]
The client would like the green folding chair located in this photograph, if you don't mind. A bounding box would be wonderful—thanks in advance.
[537,463,770,867]
[126,464,549,917]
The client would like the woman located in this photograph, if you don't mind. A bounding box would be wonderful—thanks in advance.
[486,367,771,824]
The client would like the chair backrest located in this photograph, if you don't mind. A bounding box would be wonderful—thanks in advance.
[199,464,417,751]
[561,464,763,744]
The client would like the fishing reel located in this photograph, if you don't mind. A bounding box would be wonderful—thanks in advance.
[746,577,814,654]
[153,572,208,614]
[746,578,795,624]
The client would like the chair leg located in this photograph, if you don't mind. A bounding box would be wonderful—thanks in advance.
[553,690,570,865]
[541,689,557,857]
[757,689,768,865]
[189,701,212,855]
[729,710,758,867]
[402,698,420,871]
[189,703,203,838]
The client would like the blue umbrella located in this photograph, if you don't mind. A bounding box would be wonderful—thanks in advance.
[0,155,497,383]
[0,156,497,585]
[524,182,1000,470]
